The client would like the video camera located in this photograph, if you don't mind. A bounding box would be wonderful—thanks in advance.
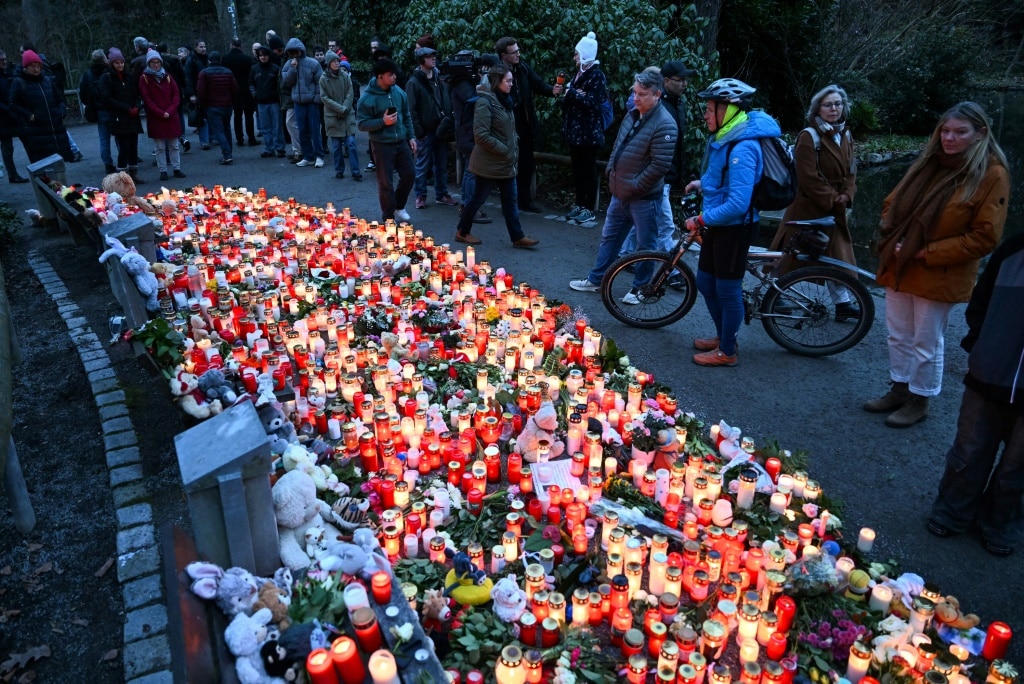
[439,50,480,80]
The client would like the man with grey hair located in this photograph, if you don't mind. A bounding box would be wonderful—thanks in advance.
[129,36,149,83]
[570,69,677,296]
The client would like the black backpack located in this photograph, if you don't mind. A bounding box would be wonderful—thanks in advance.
[722,136,797,213]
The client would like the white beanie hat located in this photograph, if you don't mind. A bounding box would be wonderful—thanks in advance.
[575,31,598,64]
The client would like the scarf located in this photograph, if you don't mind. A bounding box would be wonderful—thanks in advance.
[876,151,965,280]
[813,115,845,146]
[495,91,514,111]
[143,66,166,81]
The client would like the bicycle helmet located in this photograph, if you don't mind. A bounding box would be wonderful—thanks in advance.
[697,78,756,109]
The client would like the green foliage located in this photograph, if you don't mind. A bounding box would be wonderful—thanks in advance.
[128,317,186,377]
[0,207,20,248]
[442,606,513,678]
[847,98,879,135]
[392,558,448,600]
[288,573,347,625]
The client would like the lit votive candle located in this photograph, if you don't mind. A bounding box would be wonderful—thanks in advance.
[330,637,366,684]
[306,648,339,684]
[371,571,392,604]
[869,584,892,615]
[857,527,875,553]
[368,649,400,684]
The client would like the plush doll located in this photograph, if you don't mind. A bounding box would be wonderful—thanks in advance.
[170,369,222,420]
[934,596,980,631]
[198,368,238,406]
[258,403,298,455]
[421,588,453,633]
[514,401,566,463]
[271,470,341,571]
[102,171,156,215]
[187,562,262,617]
[117,251,161,312]
[490,575,528,623]
[224,608,286,684]
[261,621,330,681]
[443,548,493,606]
[254,582,291,631]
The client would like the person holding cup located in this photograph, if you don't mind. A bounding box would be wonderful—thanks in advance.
[561,31,608,225]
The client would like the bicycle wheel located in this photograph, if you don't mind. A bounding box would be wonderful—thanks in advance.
[600,251,697,329]
[760,266,875,356]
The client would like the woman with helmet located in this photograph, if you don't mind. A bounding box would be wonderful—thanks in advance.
[684,77,782,367]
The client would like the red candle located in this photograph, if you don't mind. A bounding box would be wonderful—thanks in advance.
[527,498,543,521]
[507,453,522,486]
[306,648,339,684]
[371,571,392,604]
[550,543,564,565]
[775,595,797,633]
[983,621,1012,661]
[467,489,484,516]
[767,632,787,660]
[546,505,561,525]
[329,637,366,684]
[379,480,395,509]
[764,457,782,483]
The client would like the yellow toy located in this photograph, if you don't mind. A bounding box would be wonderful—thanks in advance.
[443,549,494,606]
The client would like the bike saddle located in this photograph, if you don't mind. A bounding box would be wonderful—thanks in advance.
[785,216,836,228]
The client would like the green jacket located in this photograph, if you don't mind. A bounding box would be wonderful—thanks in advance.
[356,79,413,144]
[468,88,518,180]
[319,67,356,137]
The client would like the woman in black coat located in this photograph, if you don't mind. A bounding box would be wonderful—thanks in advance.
[8,49,72,163]
[97,48,144,181]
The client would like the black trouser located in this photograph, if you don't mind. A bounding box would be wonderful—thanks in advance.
[232,104,256,143]
[1,137,19,178]
[569,143,600,209]
[113,133,140,169]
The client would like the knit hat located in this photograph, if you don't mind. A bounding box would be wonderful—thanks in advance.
[146,49,162,65]
[21,50,43,68]
[662,60,696,79]
[575,31,598,63]
[324,50,340,65]
[107,48,124,63]
[340,59,351,71]
[90,49,107,65]
[267,35,286,51]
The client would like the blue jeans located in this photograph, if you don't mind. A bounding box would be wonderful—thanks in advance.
[329,137,346,174]
[455,176,524,242]
[206,106,232,159]
[695,272,744,355]
[96,111,114,168]
[258,103,284,152]
[586,195,660,286]
[343,135,360,174]
[931,386,1024,547]
[459,151,476,203]
[413,132,449,199]
[293,102,323,161]
[619,185,676,256]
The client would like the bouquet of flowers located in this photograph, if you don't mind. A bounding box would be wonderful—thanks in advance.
[626,401,676,452]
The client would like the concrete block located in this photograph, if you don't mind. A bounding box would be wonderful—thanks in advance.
[124,604,168,644]
[117,524,156,553]
[104,430,138,451]
[123,574,163,610]
[117,546,162,583]
[117,503,153,529]
[110,464,144,488]
[123,634,171,680]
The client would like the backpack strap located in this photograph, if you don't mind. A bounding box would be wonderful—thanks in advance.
[802,126,821,151]
[718,139,756,226]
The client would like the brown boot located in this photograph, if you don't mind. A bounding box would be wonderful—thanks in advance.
[863,382,909,413]
[885,394,929,428]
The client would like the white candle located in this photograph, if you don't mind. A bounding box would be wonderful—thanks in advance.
[769,493,788,515]
[857,527,875,553]
[834,557,855,583]
[869,584,892,615]
[343,582,370,615]
[404,534,419,558]
[368,649,400,684]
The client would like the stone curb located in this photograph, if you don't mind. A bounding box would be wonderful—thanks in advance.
[28,251,173,683]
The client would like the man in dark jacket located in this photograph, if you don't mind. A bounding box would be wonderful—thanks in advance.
[222,38,257,146]
[495,36,563,212]
[928,231,1024,557]
[449,52,494,225]
[281,37,324,167]
[197,51,238,164]
[406,47,457,209]
[569,69,676,295]
[78,49,115,173]
[250,46,284,158]
[184,39,210,148]
[0,51,29,182]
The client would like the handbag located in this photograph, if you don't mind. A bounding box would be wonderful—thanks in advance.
[186,101,202,129]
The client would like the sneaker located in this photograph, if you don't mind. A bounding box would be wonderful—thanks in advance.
[415,196,427,209]
[693,349,739,367]
[182,139,191,152]
[296,159,311,167]
[159,171,169,181]
[569,278,599,292]
[173,169,186,178]
[982,538,1014,557]
[219,158,233,165]
[352,173,363,181]
[314,157,324,168]
[565,206,584,220]
[395,208,411,222]
[926,519,956,538]
[260,151,275,158]
[366,161,376,171]
[667,273,688,291]
[622,289,642,305]
[335,172,345,179]
[277,150,286,158]
[436,195,459,206]
[574,208,596,223]
[201,143,211,150]
[693,337,721,351]
[472,210,492,224]
[71,151,84,162]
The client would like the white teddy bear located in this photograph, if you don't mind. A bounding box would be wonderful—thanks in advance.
[223,608,286,684]
[490,574,528,623]
[514,401,566,463]
[271,470,341,571]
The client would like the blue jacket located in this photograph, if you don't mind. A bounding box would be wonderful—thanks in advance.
[699,110,781,226]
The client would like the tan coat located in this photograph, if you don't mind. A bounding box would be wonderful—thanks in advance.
[771,128,857,266]
[876,162,1009,303]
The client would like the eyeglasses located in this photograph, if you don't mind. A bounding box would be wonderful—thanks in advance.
[506,49,521,55]
[821,101,843,109]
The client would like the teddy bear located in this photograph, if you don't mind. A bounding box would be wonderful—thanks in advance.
[170,368,222,420]
[261,621,330,682]
[258,403,299,455]
[198,368,238,406]
[316,537,392,582]
[380,332,415,362]
[254,581,291,632]
[934,595,980,631]
[187,562,262,617]
[490,574,528,623]
[224,608,287,684]
[102,171,156,215]
[271,469,341,571]
[119,251,161,312]
[514,401,566,463]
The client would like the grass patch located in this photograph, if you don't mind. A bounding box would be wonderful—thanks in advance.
[856,134,927,156]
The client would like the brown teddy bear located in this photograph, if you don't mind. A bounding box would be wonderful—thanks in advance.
[254,581,291,631]
[934,595,980,631]
[102,171,157,215]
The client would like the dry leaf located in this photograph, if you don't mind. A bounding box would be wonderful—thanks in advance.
[18,670,37,683]
[70,618,89,627]
[99,649,118,663]
[26,543,42,553]
[49,627,64,635]
[32,563,52,576]
[94,558,114,578]
[0,608,22,624]
[0,566,11,576]
[0,645,51,675]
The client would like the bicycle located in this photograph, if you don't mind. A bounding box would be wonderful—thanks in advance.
[600,195,877,356]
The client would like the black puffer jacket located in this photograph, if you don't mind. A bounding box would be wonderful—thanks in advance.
[406,67,451,139]
[249,61,281,104]
[97,66,143,135]
[8,70,72,161]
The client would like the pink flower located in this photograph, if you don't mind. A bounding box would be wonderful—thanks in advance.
[542,525,561,542]
[802,503,819,518]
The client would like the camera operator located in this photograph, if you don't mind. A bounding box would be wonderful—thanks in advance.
[447,51,496,225]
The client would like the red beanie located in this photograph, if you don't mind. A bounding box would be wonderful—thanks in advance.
[22,50,43,68]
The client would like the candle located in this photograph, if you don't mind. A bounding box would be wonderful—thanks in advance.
[868,584,892,615]
[769,492,788,515]
[330,637,366,684]
[371,571,392,604]
[846,641,872,684]
[495,644,526,684]
[351,607,383,652]
[368,649,400,684]
[766,631,787,661]
[857,527,875,553]
[306,648,339,684]
[983,622,1013,661]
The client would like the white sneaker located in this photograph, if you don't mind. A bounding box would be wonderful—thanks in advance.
[622,289,642,305]
[295,159,311,167]
[314,157,324,168]
[395,208,411,222]
[569,278,599,292]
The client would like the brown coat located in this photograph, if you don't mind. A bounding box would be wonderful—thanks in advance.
[875,162,1009,303]
[771,127,857,266]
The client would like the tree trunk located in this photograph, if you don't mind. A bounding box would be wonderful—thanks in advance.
[21,0,46,48]
[697,0,722,63]
[242,0,292,41]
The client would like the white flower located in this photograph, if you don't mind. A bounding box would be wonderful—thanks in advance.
[392,622,415,643]
[619,355,630,367]
[877,614,910,634]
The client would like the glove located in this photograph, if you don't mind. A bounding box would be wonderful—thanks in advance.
[685,215,705,235]
[129,107,139,117]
